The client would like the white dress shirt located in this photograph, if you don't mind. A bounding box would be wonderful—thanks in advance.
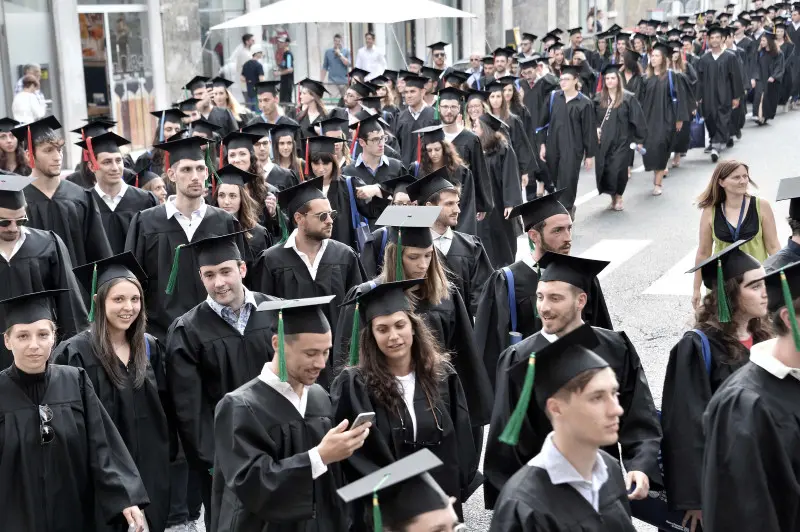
[284,228,329,280]
[165,196,208,241]
[257,362,328,479]
[0,226,28,262]
[750,338,800,382]
[355,45,387,73]
[443,127,462,144]
[396,372,417,439]
[529,432,609,512]
[408,102,427,121]
[431,227,454,256]
[94,182,128,212]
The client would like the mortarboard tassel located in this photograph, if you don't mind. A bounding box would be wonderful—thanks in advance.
[416,134,422,167]
[81,129,89,162]
[350,124,360,158]
[135,174,139,188]
[159,111,166,142]
[26,126,34,168]
[165,244,184,295]
[395,229,404,281]
[372,474,391,532]
[86,136,99,170]
[304,139,310,180]
[499,353,536,446]
[87,264,98,323]
[716,259,731,323]
[780,271,800,350]
[434,98,440,120]
[277,202,289,245]
[164,152,170,172]
[219,142,225,167]
[278,310,289,382]
[204,146,219,196]
[348,303,361,366]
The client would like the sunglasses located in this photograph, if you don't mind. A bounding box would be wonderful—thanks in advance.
[39,404,54,445]
[434,52,446,58]
[0,217,28,228]
[307,210,338,222]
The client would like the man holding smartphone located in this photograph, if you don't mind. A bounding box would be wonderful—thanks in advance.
[321,34,351,100]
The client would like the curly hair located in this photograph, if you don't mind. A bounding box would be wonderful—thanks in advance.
[695,274,773,364]
[0,135,31,175]
[358,310,451,418]
[420,140,464,176]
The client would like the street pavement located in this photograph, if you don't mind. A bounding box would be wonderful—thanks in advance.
[187,108,800,532]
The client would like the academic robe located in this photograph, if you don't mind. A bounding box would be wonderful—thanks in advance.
[671,63,698,155]
[732,46,751,136]
[134,150,166,178]
[331,366,480,516]
[450,128,495,214]
[763,240,800,272]
[341,156,406,187]
[474,259,613,388]
[483,327,662,509]
[696,49,743,146]
[124,204,241,341]
[702,354,800,532]
[52,330,170,532]
[439,231,493,321]
[751,50,785,121]
[92,186,159,254]
[489,450,636,532]
[165,292,278,474]
[476,142,523,268]
[211,379,348,532]
[266,164,299,191]
[504,112,538,178]
[778,41,796,104]
[621,72,645,102]
[520,75,560,192]
[297,111,326,139]
[250,240,365,388]
[206,106,239,137]
[661,327,751,511]
[0,364,149,532]
[324,177,386,250]
[24,179,113,267]
[243,224,272,280]
[0,228,88,369]
[394,106,439,166]
[408,163,478,235]
[594,91,647,197]
[537,90,597,210]
[641,71,692,171]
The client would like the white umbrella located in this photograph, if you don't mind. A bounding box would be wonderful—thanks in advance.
[210,0,476,30]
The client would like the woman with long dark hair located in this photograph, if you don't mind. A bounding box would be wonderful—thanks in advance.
[662,242,772,532]
[53,254,170,532]
[669,44,698,169]
[331,280,479,526]
[594,65,647,211]
[775,23,795,109]
[374,75,401,128]
[221,131,271,221]
[295,79,329,138]
[486,80,535,187]
[620,49,645,101]
[0,117,30,175]
[273,126,305,180]
[751,31,785,125]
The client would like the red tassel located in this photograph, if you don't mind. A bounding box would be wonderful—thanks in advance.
[26,126,34,168]
[211,174,216,197]
[135,175,139,188]
[164,152,170,172]
[219,142,224,166]
[86,136,99,170]
[304,139,309,181]
[81,129,88,162]
[416,134,422,166]
[595,76,603,94]
[350,124,360,155]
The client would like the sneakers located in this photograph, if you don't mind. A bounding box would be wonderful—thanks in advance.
[186,521,200,532]
[165,525,188,532]
[711,148,719,162]
[703,145,713,154]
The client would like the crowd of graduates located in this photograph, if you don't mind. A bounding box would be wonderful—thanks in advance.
[2,2,800,532]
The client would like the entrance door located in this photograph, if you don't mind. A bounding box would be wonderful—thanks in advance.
[78,6,155,152]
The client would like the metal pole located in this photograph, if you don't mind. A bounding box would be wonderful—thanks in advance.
[390,26,409,69]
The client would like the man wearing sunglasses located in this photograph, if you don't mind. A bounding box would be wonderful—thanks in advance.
[429,41,449,70]
[0,173,88,370]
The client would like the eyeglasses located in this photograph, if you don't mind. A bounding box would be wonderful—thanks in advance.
[306,210,338,222]
[255,140,269,148]
[0,217,28,228]
[39,404,54,445]
[366,135,389,145]
[434,52,446,58]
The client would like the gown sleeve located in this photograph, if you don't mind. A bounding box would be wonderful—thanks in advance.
[587,276,614,330]
[83,190,113,263]
[627,97,648,145]
[500,146,523,209]
[474,270,512,389]
[489,495,538,532]
[580,99,598,158]
[50,232,89,338]
[772,51,786,81]
[467,238,494,319]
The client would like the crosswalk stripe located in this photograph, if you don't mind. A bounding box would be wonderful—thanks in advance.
[575,189,599,206]
[643,248,697,296]
[577,239,652,280]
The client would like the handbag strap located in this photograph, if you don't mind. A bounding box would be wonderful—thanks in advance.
[344,176,367,229]
[535,90,558,134]
[668,70,678,114]
[691,329,713,375]
[144,335,151,361]
[502,267,518,333]
[723,195,748,242]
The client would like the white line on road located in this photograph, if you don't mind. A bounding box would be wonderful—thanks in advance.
[632,165,645,173]
[575,189,599,206]
[578,239,652,280]
[643,248,697,296]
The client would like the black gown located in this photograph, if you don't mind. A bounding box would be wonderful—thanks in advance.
[702,358,800,532]
[670,63,698,155]
[778,41,795,105]
[751,49,786,121]
[660,327,750,511]
[24,179,113,266]
[438,231,493,320]
[450,128,494,214]
[504,112,537,178]
[474,260,613,389]
[324,177,385,250]
[92,186,159,254]
[165,292,278,474]
[250,240,365,388]
[297,111,326,139]
[52,330,170,532]
[331,366,480,516]
[394,106,439,166]
[489,450,636,532]
[520,75,560,192]
[483,328,662,509]
[205,106,239,138]
[265,164,299,191]
[476,142,523,268]
[594,91,647,197]
[341,156,406,188]
[696,49,743,147]
[763,240,800,272]
[537,90,597,210]
[641,71,692,171]
[210,379,348,532]
[0,228,88,369]
[124,204,241,341]
[0,364,149,532]
[409,163,478,235]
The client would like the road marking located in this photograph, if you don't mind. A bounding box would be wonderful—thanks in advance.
[632,164,645,173]
[577,239,652,280]
[643,248,697,296]
[575,189,599,206]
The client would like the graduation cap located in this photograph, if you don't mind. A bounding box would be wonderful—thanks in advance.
[638,18,650,25]
[666,28,683,39]
[183,75,211,92]
[255,295,335,381]
[547,42,564,53]
[420,66,444,82]
[427,41,449,52]
[358,96,383,110]
[75,131,129,168]
[760,260,800,349]
[276,177,326,240]
[406,167,456,205]
[0,117,20,133]
[466,89,490,102]
[407,56,425,67]
[497,75,520,86]
[718,12,732,21]
[480,55,495,64]
[0,289,69,331]
[478,113,508,132]
[376,206,442,279]
[270,122,301,142]
[71,119,116,138]
[651,41,673,58]
[568,26,583,36]
[707,24,730,36]
[10,116,61,168]
[176,97,202,113]
[499,323,607,445]
[297,78,329,98]
[128,168,160,189]
[210,76,234,89]
[162,229,248,293]
[153,136,209,171]
[255,80,281,96]
[368,74,391,87]
[318,115,350,136]
[222,131,260,152]
[677,15,690,22]
[348,67,371,80]
[492,47,513,58]
[443,69,470,86]
[686,239,761,323]
[763,28,777,40]
[413,124,445,147]
[216,163,260,189]
[73,251,147,322]
[402,74,430,90]
[485,80,505,93]
[776,176,800,219]
[349,79,377,99]
[560,64,582,78]
[437,86,466,102]
[189,118,222,138]
[508,190,569,232]
[379,174,418,197]
[549,27,565,35]
[538,252,610,295]
[381,69,399,83]
[681,34,695,43]
[305,136,343,160]
[241,122,274,139]
[0,173,34,210]
[521,32,538,42]
[151,108,189,136]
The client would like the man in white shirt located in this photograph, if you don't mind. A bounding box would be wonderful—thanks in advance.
[355,31,387,74]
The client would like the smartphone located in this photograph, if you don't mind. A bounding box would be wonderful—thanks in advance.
[351,412,375,430]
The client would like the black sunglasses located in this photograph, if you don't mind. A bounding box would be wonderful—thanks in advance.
[39,404,54,445]
[0,217,28,228]
[307,210,338,222]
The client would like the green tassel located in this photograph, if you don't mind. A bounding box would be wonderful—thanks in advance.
[88,264,98,323]
[348,303,361,366]
[528,236,535,255]
[278,310,288,382]
[716,259,731,323]
[780,271,800,351]
[165,244,184,295]
[372,474,391,532]
[204,146,219,188]
[395,229,404,281]
[434,98,440,120]
[277,202,289,245]
[499,353,536,446]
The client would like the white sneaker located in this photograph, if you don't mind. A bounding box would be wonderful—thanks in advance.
[186,521,200,532]
[165,525,188,532]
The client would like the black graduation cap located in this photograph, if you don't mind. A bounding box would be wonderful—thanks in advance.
[255,80,281,96]
[0,117,20,133]
[349,113,389,139]
[128,168,160,189]
[337,449,448,530]
[176,97,202,113]
[549,27,565,35]
[647,19,661,28]
[153,136,209,164]
[677,15,690,22]
[726,2,736,8]
[499,324,606,445]
[270,123,301,142]
[547,42,564,52]
[349,79,376,98]
[151,108,189,129]
[561,64,582,78]
[71,119,116,138]
[427,41,449,52]
[478,113,508,132]
[763,28,777,39]
[485,80,504,93]
[297,78,329,98]
[381,69,399,82]
[73,251,147,322]
[651,41,673,58]
[277,177,326,218]
[666,28,683,39]
[0,289,68,331]
[538,252,610,294]
[420,67,444,82]
[210,76,234,89]
[256,295,335,381]
[377,206,442,276]
[305,135,343,157]
[215,163,260,188]
[756,7,768,15]
[466,89,490,102]
[318,115,350,135]
[402,74,430,90]
[776,176,800,219]
[11,116,62,146]
[182,230,246,270]
[358,96,383,110]
[443,69,470,85]
[481,55,495,64]
[241,122,274,139]
[601,62,623,75]
[406,167,456,205]
[189,118,222,138]
[707,24,729,36]
[75,131,129,158]
[521,32,538,42]
[0,173,34,210]
[492,47,513,58]
[413,124,445,146]
[379,174,418,197]
[183,75,211,92]
[680,33,695,43]
[638,18,649,25]
[222,131,260,151]
[368,74,391,87]
[718,12,732,20]
[407,56,425,67]
[349,67,371,80]
[508,190,569,231]
[436,86,466,102]
[568,26,583,35]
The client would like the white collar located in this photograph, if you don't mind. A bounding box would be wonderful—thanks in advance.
[262,158,275,175]
[257,361,310,413]
[431,227,453,240]
[94,181,128,201]
[165,195,207,220]
[205,286,258,315]
[749,338,800,381]
[529,432,609,487]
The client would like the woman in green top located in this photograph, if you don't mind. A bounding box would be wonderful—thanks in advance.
[693,159,780,309]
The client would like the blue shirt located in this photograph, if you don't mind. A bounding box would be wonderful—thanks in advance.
[322,48,350,84]
[354,153,389,176]
[206,288,257,335]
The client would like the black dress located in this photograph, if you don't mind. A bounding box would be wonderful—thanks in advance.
[265,164,299,191]
[751,50,785,121]
[450,128,494,214]
[594,91,647,197]
[670,63,698,155]
[696,49,743,147]
[92,186,159,254]
[778,41,795,105]
[641,71,692,171]
[53,331,171,532]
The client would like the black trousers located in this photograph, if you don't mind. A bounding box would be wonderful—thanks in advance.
[166,458,203,526]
